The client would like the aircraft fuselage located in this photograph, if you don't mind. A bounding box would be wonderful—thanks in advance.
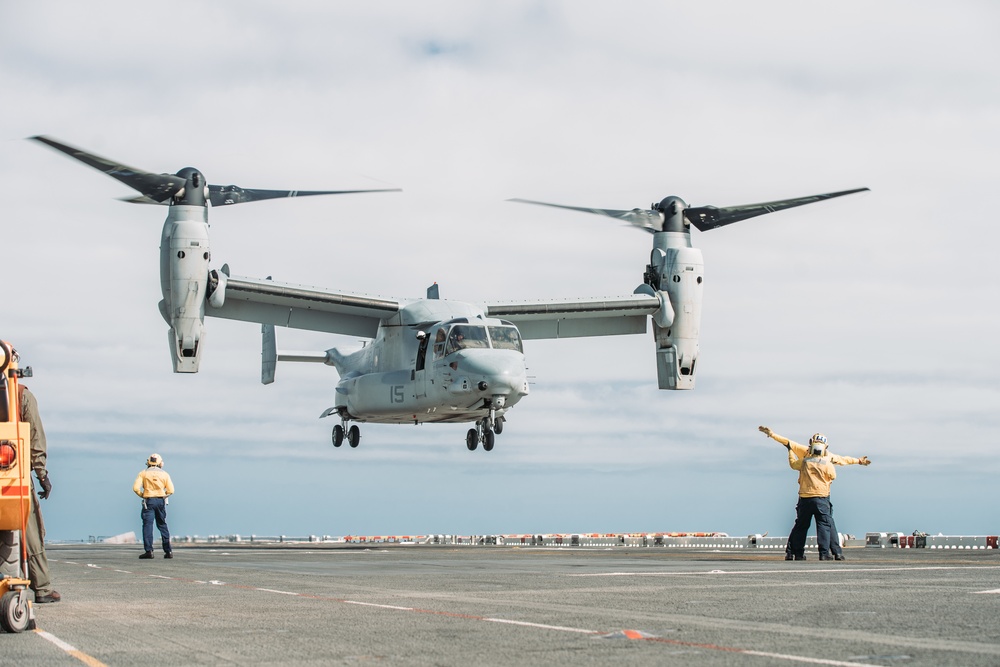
[327,299,530,425]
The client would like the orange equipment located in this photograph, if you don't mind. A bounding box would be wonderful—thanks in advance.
[0,340,35,632]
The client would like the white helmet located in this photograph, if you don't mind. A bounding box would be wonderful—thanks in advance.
[809,433,828,456]
[147,453,163,468]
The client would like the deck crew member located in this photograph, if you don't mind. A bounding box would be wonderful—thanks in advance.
[759,426,870,560]
[20,384,60,603]
[133,453,174,559]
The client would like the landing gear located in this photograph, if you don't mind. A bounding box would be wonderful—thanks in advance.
[466,415,503,452]
[332,419,360,449]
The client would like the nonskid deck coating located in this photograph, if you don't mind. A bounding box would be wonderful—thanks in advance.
[7,544,1000,666]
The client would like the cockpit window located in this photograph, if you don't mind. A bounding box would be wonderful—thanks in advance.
[446,325,489,354]
[488,326,523,352]
[433,328,447,359]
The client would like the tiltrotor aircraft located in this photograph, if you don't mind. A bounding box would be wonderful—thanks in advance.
[32,136,867,452]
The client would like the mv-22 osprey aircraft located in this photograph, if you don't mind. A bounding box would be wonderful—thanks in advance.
[32,136,867,452]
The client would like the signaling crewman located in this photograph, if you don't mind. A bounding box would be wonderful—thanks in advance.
[760,426,870,560]
[786,436,836,560]
[19,383,60,603]
[133,453,174,559]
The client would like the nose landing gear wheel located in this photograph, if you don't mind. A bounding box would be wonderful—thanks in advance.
[0,590,30,633]
[347,425,361,448]
[466,429,478,451]
[332,424,344,447]
[483,429,495,452]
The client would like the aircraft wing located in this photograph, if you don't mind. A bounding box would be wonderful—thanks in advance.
[209,274,400,337]
[484,294,661,340]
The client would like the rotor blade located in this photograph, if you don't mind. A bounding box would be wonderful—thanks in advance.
[507,198,660,233]
[208,185,402,207]
[685,187,869,232]
[119,195,169,205]
[30,135,184,203]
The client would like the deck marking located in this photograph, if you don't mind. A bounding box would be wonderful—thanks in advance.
[256,588,301,596]
[571,565,1000,577]
[973,588,1000,594]
[344,600,414,611]
[35,629,109,667]
[486,617,598,634]
[742,649,875,666]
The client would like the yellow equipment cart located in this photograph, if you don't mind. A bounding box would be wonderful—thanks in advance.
[0,341,36,633]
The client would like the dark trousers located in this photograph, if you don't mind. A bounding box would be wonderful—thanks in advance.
[141,497,171,553]
[785,498,842,557]
[788,496,833,558]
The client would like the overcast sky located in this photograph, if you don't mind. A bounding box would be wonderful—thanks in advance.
[2,1,997,541]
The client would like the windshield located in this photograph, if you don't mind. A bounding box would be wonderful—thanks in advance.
[446,325,489,354]
[488,325,523,352]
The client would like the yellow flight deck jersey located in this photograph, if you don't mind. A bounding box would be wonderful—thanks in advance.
[788,449,836,498]
[779,437,865,467]
[133,467,175,499]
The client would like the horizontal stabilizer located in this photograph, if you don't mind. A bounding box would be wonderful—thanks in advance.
[277,351,330,363]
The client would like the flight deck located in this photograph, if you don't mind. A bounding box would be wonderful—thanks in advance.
[6,543,1000,666]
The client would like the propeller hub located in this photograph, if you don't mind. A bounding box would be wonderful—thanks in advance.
[173,167,207,206]
[653,196,688,233]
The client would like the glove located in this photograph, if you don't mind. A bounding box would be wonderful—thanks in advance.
[37,473,52,500]
[859,456,871,466]
[758,426,773,437]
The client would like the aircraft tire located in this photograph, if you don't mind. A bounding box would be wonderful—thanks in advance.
[332,425,344,447]
[348,425,361,448]
[494,417,504,435]
[466,429,478,451]
[483,430,495,452]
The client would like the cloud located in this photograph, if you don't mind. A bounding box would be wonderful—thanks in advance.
[2,1,998,539]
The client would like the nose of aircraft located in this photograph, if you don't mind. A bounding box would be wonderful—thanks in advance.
[458,351,528,397]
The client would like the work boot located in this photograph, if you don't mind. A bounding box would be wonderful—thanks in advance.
[164,552,173,559]
[819,554,834,561]
[834,554,846,561]
[35,590,61,604]
[784,554,794,561]
[793,555,806,561]
[139,551,153,559]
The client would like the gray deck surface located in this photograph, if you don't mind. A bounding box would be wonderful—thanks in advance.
[5,544,1000,666]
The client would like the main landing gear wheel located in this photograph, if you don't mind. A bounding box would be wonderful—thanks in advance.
[347,425,361,448]
[0,591,30,633]
[483,429,495,452]
[466,429,478,451]
[494,417,504,435]
[332,424,344,447]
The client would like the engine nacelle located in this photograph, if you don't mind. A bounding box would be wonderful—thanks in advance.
[647,232,703,390]
[159,205,211,373]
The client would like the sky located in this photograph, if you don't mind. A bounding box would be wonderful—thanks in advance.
[1,1,998,541]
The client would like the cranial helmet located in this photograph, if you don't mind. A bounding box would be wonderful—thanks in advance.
[0,341,13,373]
[147,453,163,468]
[809,433,828,456]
